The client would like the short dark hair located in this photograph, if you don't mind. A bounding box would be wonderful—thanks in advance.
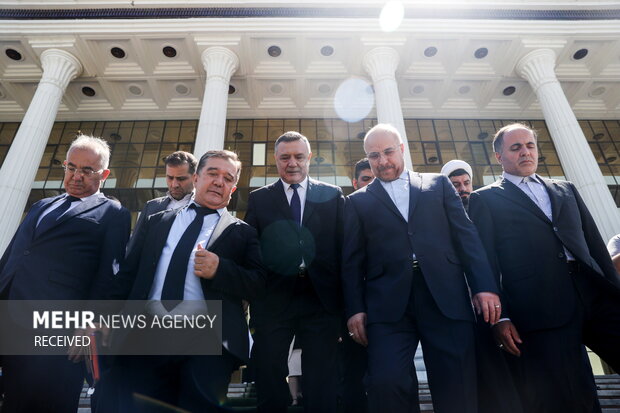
[163,151,198,174]
[196,150,242,181]
[492,123,537,153]
[354,158,371,180]
[448,168,470,179]
[274,131,311,153]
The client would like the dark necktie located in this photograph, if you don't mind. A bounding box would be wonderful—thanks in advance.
[161,204,218,310]
[35,195,80,238]
[290,183,301,226]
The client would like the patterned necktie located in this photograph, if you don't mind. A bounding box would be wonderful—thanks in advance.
[161,204,218,310]
[35,195,80,238]
[290,183,301,226]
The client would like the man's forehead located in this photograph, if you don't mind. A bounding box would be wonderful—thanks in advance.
[364,132,399,149]
[505,128,535,143]
[205,158,237,175]
[66,148,101,166]
[276,140,309,155]
[166,164,190,176]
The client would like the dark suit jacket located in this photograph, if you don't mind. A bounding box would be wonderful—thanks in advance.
[127,195,188,252]
[244,178,344,317]
[342,171,498,324]
[0,193,131,300]
[111,208,266,362]
[468,176,620,332]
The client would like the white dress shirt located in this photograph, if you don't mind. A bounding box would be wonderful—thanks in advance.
[281,176,308,219]
[379,170,410,222]
[36,191,101,226]
[148,202,223,301]
[166,191,194,210]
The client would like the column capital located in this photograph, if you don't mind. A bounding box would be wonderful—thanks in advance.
[363,47,399,82]
[515,48,557,91]
[201,46,239,82]
[39,49,82,91]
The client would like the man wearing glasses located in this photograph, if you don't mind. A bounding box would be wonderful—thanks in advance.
[0,135,131,413]
[342,124,500,413]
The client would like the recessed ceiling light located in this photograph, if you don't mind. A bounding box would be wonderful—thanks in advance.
[162,46,177,58]
[110,133,122,141]
[357,132,366,140]
[590,86,606,97]
[478,132,489,140]
[233,132,244,140]
[412,85,425,94]
[5,48,22,61]
[606,156,617,163]
[128,85,143,96]
[458,85,471,95]
[474,47,488,59]
[424,47,437,57]
[228,85,236,95]
[268,45,281,57]
[320,45,334,56]
[503,86,516,96]
[573,48,588,60]
[270,83,283,94]
[428,156,438,163]
[81,86,96,97]
[538,156,546,162]
[110,47,126,59]
[175,84,189,95]
[318,84,331,94]
[593,133,605,140]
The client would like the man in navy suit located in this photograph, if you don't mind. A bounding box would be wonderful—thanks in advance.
[105,150,266,412]
[468,123,620,412]
[127,151,197,251]
[342,124,500,413]
[245,131,344,413]
[0,135,131,413]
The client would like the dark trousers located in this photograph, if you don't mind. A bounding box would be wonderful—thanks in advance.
[475,320,524,413]
[365,267,477,413]
[3,355,85,413]
[98,351,239,413]
[252,278,341,413]
[339,323,368,413]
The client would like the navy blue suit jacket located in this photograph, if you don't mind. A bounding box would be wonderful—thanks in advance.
[0,193,131,300]
[244,178,344,317]
[110,208,266,362]
[469,177,620,332]
[342,171,498,324]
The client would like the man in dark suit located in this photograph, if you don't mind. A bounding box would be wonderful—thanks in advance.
[0,135,131,413]
[127,151,197,250]
[468,123,620,413]
[343,124,501,413]
[106,150,265,412]
[245,131,344,413]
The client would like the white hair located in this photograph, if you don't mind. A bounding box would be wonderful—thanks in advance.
[67,134,111,169]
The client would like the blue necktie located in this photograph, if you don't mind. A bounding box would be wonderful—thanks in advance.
[290,183,301,226]
[161,204,218,310]
[35,195,80,238]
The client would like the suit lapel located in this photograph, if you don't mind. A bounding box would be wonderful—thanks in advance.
[367,178,406,223]
[151,209,179,264]
[539,176,563,222]
[207,209,236,250]
[28,195,63,240]
[56,193,107,225]
[496,178,551,224]
[302,179,317,225]
[271,180,294,221]
[407,171,421,224]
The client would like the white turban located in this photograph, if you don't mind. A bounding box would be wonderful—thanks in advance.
[441,159,473,179]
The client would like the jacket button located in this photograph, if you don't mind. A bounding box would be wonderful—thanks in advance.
[23,250,30,256]
[300,240,304,245]
[553,227,559,232]
[558,252,565,259]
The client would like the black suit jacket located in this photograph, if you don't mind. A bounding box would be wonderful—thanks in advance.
[244,178,344,316]
[468,176,620,332]
[111,208,266,362]
[342,172,498,324]
[0,193,131,300]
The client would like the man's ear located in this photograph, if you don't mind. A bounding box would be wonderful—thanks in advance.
[231,185,237,194]
[101,169,111,180]
[495,152,502,165]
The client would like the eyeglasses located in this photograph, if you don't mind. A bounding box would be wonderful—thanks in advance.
[359,176,373,182]
[367,146,399,161]
[63,165,104,177]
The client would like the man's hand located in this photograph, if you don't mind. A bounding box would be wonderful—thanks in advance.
[347,312,368,347]
[492,320,522,357]
[472,292,501,325]
[194,244,219,279]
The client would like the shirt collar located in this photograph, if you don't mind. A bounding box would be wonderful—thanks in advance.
[281,176,309,191]
[66,191,101,202]
[503,172,540,186]
[187,200,224,217]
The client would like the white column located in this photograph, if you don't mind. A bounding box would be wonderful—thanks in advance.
[0,49,82,254]
[363,47,413,170]
[194,47,239,157]
[516,48,620,241]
